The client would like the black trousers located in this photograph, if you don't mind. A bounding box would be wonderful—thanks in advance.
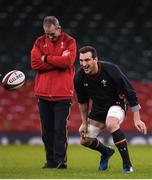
[38,98,72,165]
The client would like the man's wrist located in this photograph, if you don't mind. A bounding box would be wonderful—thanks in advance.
[131,104,141,112]
[44,54,49,63]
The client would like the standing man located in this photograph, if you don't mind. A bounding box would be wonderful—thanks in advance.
[31,16,77,169]
[74,46,147,173]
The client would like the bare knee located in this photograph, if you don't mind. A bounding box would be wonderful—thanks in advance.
[80,137,93,146]
[106,117,120,132]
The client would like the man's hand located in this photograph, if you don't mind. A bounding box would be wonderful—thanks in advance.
[41,55,45,62]
[79,123,88,138]
[133,111,147,135]
[62,50,70,56]
[134,119,147,135]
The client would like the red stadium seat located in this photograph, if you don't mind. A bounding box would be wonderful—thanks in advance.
[0,80,152,133]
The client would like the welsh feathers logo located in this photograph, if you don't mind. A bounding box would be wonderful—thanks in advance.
[101,79,107,87]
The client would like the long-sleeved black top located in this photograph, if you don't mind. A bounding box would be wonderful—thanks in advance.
[74,61,140,112]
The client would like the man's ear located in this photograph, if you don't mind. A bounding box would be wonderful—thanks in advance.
[58,25,61,29]
[94,57,98,61]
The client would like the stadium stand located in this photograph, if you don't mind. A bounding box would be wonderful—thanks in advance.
[0,81,152,133]
[0,0,152,135]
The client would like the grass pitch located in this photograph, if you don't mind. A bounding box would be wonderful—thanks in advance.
[0,144,151,179]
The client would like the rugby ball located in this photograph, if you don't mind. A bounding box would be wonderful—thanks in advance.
[2,70,25,90]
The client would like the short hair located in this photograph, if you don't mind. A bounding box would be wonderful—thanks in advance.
[43,16,60,27]
[79,46,97,59]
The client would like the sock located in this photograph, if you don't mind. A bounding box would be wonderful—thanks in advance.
[112,129,132,167]
[85,138,110,155]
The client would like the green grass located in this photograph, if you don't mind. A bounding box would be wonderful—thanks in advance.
[0,144,152,179]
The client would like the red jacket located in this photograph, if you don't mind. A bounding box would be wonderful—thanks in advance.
[31,32,77,99]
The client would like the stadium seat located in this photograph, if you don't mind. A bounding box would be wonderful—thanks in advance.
[0,80,152,133]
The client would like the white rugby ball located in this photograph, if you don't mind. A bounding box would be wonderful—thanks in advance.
[2,70,25,90]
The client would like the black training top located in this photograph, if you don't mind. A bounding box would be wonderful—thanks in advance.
[74,61,139,111]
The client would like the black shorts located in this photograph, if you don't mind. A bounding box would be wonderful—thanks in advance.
[88,105,107,123]
[88,101,128,123]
